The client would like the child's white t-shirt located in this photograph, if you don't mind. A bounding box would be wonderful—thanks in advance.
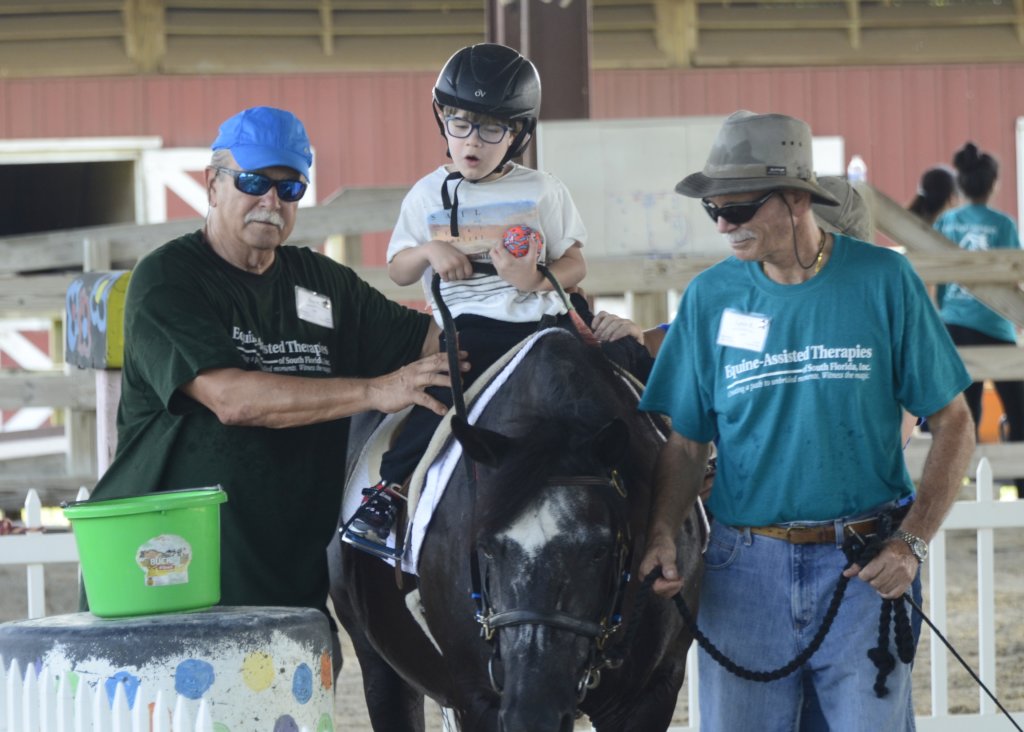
[387,163,587,325]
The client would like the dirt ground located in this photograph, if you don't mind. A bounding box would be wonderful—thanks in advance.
[2,528,1022,730]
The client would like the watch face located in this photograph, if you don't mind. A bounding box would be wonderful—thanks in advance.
[913,539,928,560]
[904,532,927,561]
[898,530,927,561]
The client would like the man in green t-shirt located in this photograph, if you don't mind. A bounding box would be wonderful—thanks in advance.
[88,107,465,649]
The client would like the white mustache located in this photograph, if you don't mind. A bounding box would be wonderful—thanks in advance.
[725,228,755,244]
[245,210,285,228]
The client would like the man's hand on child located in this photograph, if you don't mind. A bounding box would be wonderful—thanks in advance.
[592,311,644,344]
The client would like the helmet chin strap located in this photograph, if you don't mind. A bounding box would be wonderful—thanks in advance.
[441,170,466,237]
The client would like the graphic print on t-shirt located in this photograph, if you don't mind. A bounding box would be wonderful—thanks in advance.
[722,342,875,398]
[230,326,332,375]
[427,199,541,257]
[944,225,994,304]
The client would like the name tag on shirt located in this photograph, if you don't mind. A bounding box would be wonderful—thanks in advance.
[295,286,334,329]
[716,308,770,352]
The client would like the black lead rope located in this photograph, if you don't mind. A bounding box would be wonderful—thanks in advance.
[902,592,1024,731]
[654,530,1022,731]
[665,569,852,684]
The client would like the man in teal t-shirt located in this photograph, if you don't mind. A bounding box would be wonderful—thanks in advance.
[637,111,975,731]
[88,107,463,644]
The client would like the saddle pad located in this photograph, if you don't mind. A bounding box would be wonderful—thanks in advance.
[339,328,567,572]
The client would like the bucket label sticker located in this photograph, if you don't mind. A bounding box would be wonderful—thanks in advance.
[136,534,192,586]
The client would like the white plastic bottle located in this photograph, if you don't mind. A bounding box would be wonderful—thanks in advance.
[847,154,868,183]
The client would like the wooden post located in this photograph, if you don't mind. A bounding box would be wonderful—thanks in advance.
[65,239,114,485]
[24,488,44,619]
[628,291,669,330]
[655,0,697,66]
[123,0,166,73]
[323,234,363,267]
[319,0,334,56]
[846,0,862,49]
[488,0,591,167]
[95,373,121,476]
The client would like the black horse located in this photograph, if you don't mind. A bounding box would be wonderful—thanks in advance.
[328,329,705,731]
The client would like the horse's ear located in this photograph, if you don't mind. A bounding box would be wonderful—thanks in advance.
[451,415,511,468]
[592,418,630,468]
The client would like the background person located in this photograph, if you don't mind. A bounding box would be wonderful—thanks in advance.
[85,107,463,670]
[935,142,1024,496]
[637,110,974,731]
[908,165,959,225]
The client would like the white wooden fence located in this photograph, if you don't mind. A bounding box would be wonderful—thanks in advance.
[1,660,215,732]
[3,461,1024,731]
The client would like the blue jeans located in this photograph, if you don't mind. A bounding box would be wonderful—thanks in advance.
[698,521,919,732]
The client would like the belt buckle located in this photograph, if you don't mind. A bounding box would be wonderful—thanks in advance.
[785,524,811,542]
[845,521,872,547]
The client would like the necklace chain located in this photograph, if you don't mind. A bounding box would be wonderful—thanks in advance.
[814,229,827,274]
[795,227,827,272]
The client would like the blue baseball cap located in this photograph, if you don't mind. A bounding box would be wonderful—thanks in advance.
[211,106,312,180]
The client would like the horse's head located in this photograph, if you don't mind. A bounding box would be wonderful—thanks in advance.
[453,411,633,732]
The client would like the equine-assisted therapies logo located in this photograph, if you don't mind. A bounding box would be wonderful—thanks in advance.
[724,343,874,398]
[231,326,331,374]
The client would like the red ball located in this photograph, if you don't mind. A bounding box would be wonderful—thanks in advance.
[502,225,544,258]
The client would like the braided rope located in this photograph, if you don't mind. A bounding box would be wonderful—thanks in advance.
[666,569,851,682]
[655,533,916,686]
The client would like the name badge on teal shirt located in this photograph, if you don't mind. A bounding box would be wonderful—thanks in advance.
[717,308,770,353]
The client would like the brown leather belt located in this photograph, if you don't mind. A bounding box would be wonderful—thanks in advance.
[747,518,880,545]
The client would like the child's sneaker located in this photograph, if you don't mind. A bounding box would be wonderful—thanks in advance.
[341,481,403,559]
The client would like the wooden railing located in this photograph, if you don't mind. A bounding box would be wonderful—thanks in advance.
[0,183,1022,508]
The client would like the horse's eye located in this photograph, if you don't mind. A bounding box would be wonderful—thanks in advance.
[591,546,609,562]
[479,544,495,560]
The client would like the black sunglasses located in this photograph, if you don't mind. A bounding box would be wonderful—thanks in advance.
[214,167,308,203]
[701,190,776,225]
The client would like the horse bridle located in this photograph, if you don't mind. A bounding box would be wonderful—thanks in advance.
[432,260,634,702]
[470,470,634,703]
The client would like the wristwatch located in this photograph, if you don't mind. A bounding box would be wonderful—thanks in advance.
[893,529,928,563]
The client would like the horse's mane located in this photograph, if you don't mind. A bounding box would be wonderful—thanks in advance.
[470,332,657,541]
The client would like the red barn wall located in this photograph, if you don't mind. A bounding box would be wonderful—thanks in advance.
[2,63,1022,255]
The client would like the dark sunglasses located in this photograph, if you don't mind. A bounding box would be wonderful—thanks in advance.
[701,190,776,225]
[214,167,308,202]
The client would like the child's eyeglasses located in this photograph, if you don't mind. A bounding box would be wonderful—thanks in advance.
[444,116,512,144]
[214,167,308,202]
[701,191,776,225]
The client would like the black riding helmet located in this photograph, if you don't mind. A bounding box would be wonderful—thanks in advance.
[433,43,542,164]
[432,44,542,237]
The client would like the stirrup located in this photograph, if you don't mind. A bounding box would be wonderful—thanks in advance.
[340,530,404,560]
[340,481,404,560]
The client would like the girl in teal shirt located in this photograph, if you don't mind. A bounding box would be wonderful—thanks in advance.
[935,141,1023,493]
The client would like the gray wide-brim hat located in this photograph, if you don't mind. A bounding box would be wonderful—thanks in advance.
[812,176,872,241]
[676,110,839,206]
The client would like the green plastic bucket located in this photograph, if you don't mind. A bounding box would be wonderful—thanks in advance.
[63,487,228,618]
